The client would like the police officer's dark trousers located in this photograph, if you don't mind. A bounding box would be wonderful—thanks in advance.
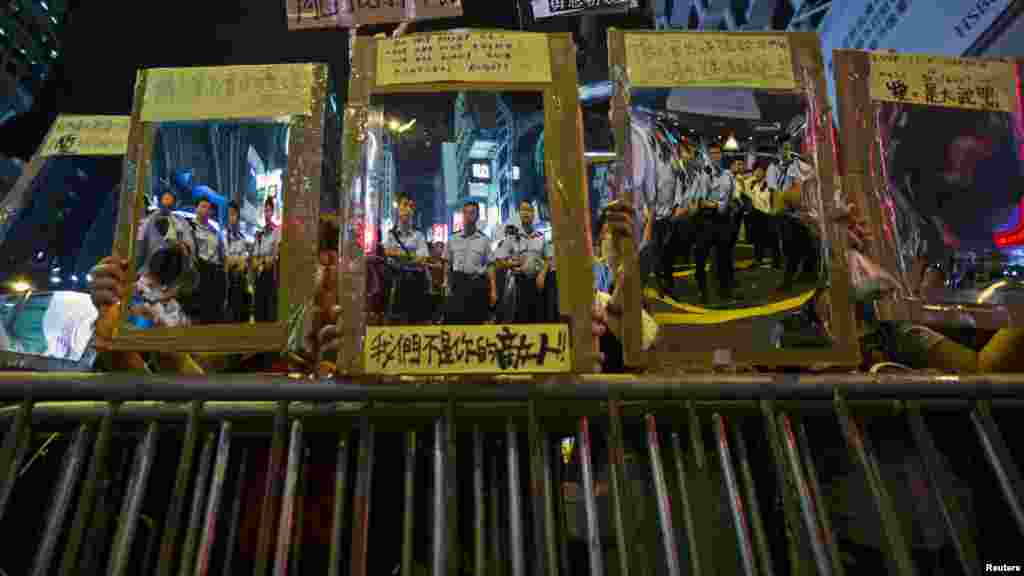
[513,273,544,323]
[254,265,277,323]
[195,258,226,324]
[781,216,817,290]
[446,272,489,324]
[227,269,250,323]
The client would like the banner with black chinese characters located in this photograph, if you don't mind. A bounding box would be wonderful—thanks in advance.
[364,324,571,374]
[530,0,636,19]
[286,0,463,30]
[869,52,1017,113]
[39,116,131,157]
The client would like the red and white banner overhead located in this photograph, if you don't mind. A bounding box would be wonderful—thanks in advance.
[286,0,463,30]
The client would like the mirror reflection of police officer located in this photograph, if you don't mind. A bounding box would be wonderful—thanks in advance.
[253,196,280,323]
[681,142,739,304]
[495,200,550,323]
[383,196,430,324]
[639,141,686,298]
[445,200,497,324]
[192,196,227,324]
[767,139,817,292]
[224,201,251,323]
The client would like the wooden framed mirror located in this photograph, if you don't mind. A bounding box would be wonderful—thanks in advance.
[110,64,329,354]
[608,30,859,369]
[337,30,598,376]
[834,50,1024,330]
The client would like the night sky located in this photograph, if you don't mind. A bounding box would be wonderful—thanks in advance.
[1,0,537,159]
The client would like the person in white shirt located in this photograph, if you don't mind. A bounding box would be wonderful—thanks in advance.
[498,200,550,324]
[252,196,281,322]
[192,196,226,324]
[681,142,740,304]
[766,139,818,291]
[382,196,430,324]
[224,201,251,323]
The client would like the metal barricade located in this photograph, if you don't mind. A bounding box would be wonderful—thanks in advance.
[0,372,1022,575]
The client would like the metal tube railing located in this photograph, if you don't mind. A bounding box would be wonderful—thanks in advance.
[1,372,1023,574]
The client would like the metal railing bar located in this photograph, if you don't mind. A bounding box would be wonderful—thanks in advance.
[254,401,289,576]
[970,400,1024,537]
[10,398,1024,427]
[432,417,448,576]
[222,447,248,576]
[30,423,89,576]
[607,400,634,576]
[833,393,916,576]
[759,400,810,576]
[540,428,560,576]
[0,398,31,521]
[274,420,302,576]
[669,430,701,575]
[60,401,115,576]
[578,416,604,576]
[688,402,717,575]
[507,421,526,576]
[402,429,418,576]
[157,400,202,576]
[489,440,506,576]
[446,401,459,576]
[291,446,308,575]
[196,422,232,576]
[646,415,681,576]
[715,414,758,576]
[792,417,845,576]
[327,431,350,576]
[527,400,557,575]
[731,418,775,576]
[107,421,159,576]
[905,402,978,574]
[777,414,830,576]
[180,432,216,576]
[551,438,570,576]
[472,426,485,576]
[80,441,132,576]
[349,416,374,576]
[5,373,1024,401]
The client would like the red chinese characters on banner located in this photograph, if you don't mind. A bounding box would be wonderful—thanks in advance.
[286,0,463,30]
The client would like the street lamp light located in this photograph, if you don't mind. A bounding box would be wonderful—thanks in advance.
[10,280,32,293]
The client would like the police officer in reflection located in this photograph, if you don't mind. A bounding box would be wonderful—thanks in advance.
[383,196,430,324]
[253,196,280,323]
[445,200,497,324]
[224,201,251,323]
[767,138,817,292]
[495,200,549,324]
[682,142,739,304]
[192,196,227,324]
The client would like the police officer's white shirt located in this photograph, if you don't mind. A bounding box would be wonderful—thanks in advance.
[685,169,735,215]
[502,228,547,275]
[193,220,225,265]
[225,229,250,260]
[384,226,429,258]
[254,226,281,260]
[447,229,492,276]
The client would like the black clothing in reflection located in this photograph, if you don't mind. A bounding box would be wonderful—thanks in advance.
[446,272,490,324]
[780,217,818,291]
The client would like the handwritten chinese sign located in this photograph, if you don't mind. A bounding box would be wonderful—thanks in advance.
[376,31,552,86]
[532,0,635,19]
[140,64,316,122]
[39,116,131,157]
[365,324,571,374]
[286,0,462,30]
[624,32,796,90]
[869,52,1017,113]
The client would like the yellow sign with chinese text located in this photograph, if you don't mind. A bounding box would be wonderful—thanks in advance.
[364,324,571,374]
[140,64,316,122]
[869,52,1017,113]
[376,31,552,86]
[39,116,131,157]
[624,32,796,90]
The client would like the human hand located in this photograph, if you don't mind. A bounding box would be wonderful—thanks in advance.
[89,255,131,349]
[489,287,498,307]
[536,271,545,292]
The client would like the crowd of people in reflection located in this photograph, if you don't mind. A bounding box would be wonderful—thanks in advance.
[637,130,821,307]
[373,197,561,326]
[129,184,281,329]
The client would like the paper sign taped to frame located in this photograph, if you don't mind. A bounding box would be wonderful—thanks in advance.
[39,116,131,157]
[140,64,317,122]
[869,52,1017,113]
[623,32,797,90]
[365,324,572,374]
[376,31,552,86]
[286,0,463,30]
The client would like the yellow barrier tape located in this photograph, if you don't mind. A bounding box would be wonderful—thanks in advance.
[652,289,816,325]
